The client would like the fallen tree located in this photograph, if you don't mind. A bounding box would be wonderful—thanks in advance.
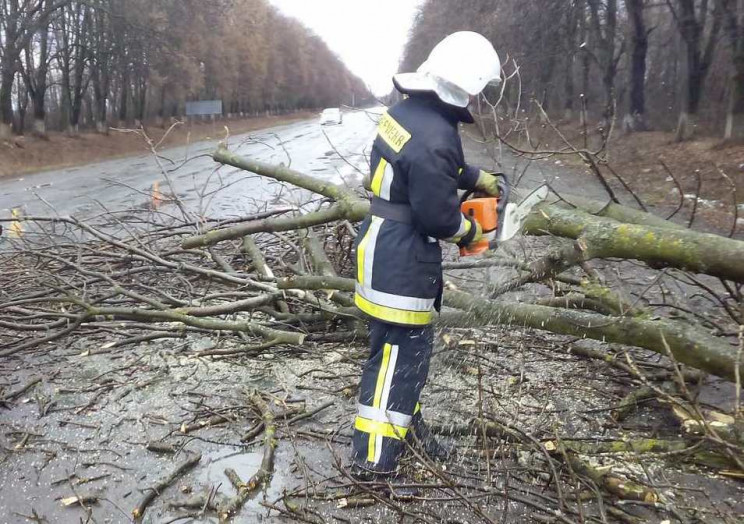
[174,146,744,383]
[2,146,742,383]
[187,150,744,282]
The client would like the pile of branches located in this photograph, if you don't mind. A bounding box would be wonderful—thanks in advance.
[2,138,744,521]
[4,147,743,377]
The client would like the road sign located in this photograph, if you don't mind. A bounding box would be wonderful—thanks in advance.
[185,100,223,117]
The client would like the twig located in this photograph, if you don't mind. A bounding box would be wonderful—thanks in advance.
[660,160,685,220]
[131,452,202,521]
[285,400,334,426]
[0,377,42,404]
[687,169,702,229]
[218,392,276,520]
[716,166,739,238]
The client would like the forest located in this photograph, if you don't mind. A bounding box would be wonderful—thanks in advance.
[401,0,744,141]
[0,0,369,139]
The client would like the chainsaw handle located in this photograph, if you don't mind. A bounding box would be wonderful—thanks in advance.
[496,173,510,214]
[460,172,509,206]
[459,189,475,204]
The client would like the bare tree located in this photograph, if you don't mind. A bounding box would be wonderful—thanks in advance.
[625,0,651,131]
[0,0,70,139]
[718,0,744,138]
[563,0,582,120]
[54,0,92,135]
[667,0,724,140]
[587,0,623,121]
[1,0,369,137]
[89,0,113,133]
[20,5,52,137]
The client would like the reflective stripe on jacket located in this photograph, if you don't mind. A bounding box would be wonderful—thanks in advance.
[354,94,482,327]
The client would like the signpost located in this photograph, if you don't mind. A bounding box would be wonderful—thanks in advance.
[184,100,222,135]
[185,100,223,118]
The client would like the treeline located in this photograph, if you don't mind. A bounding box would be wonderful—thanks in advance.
[401,0,744,140]
[0,0,369,139]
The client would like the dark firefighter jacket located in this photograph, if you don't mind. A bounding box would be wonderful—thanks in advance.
[354,93,483,327]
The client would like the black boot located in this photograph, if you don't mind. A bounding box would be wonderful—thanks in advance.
[348,463,419,499]
[407,412,454,462]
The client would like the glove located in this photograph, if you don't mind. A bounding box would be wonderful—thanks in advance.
[475,171,502,196]
[456,217,483,248]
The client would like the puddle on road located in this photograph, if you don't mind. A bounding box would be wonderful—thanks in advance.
[154,443,303,523]
[197,448,266,487]
[200,447,288,500]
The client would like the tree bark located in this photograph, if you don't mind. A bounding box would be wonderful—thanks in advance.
[183,203,367,249]
[525,204,744,283]
[443,289,743,382]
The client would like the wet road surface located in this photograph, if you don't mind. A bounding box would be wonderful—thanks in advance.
[0,109,380,222]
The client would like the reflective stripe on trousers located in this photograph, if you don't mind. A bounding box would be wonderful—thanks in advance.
[352,319,434,472]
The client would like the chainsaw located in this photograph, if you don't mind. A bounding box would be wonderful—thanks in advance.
[459,174,549,257]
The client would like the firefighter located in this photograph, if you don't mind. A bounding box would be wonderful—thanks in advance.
[350,31,503,485]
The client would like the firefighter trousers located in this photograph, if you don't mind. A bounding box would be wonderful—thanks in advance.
[351,318,434,473]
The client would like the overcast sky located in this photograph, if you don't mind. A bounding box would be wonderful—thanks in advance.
[268,0,425,96]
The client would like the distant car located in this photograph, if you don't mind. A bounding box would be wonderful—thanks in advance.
[320,107,343,125]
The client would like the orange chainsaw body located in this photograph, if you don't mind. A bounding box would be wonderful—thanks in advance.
[459,197,499,256]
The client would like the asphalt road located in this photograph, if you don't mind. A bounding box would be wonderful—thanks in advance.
[1,104,613,229]
[0,108,381,222]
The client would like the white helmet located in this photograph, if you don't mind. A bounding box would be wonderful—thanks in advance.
[394,31,501,108]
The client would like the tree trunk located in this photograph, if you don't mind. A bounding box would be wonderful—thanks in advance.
[724,62,744,139]
[31,83,47,137]
[674,0,723,141]
[92,68,109,134]
[33,113,46,137]
[25,17,51,138]
[579,0,591,116]
[119,79,129,126]
[134,79,147,127]
[588,0,619,121]
[721,0,744,139]
[95,96,108,134]
[188,149,744,284]
[563,1,579,121]
[279,274,744,382]
[443,290,744,383]
[524,205,744,283]
[676,70,704,141]
[156,85,167,128]
[0,63,15,139]
[15,75,28,135]
[69,93,83,136]
[626,0,649,131]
